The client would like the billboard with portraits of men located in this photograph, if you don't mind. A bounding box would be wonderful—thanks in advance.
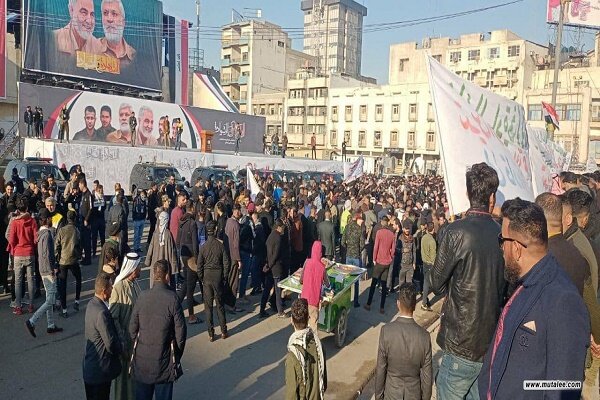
[18,82,266,153]
[23,0,163,91]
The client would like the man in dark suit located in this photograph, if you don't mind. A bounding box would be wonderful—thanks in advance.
[261,219,287,318]
[129,260,187,400]
[479,198,589,399]
[375,283,432,400]
[82,273,123,400]
[317,210,335,260]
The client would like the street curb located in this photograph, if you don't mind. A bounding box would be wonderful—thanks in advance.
[352,313,441,400]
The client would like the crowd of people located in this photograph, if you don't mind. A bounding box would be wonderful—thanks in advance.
[2,159,600,399]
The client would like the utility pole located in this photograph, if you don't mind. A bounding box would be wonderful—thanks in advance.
[550,0,570,139]
[196,0,201,69]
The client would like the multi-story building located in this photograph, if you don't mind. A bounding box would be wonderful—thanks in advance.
[389,30,548,104]
[329,83,438,173]
[301,0,367,79]
[525,36,600,164]
[252,92,286,144]
[284,67,374,159]
[220,18,314,114]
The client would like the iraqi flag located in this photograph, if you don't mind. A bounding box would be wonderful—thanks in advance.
[542,102,560,130]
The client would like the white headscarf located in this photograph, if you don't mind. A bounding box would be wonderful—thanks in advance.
[159,211,169,246]
[114,253,141,286]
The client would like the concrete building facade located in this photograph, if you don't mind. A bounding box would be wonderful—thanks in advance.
[220,19,314,114]
[301,0,367,78]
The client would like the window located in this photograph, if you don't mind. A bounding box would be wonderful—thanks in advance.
[407,131,416,149]
[344,130,351,144]
[391,130,399,147]
[277,40,285,48]
[592,104,600,122]
[289,124,303,134]
[278,105,283,115]
[359,130,366,147]
[468,49,480,61]
[392,104,400,122]
[592,141,600,159]
[332,106,338,122]
[488,47,500,59]
[427,103,434,122]
[309,88,328,98]
[308,106,327,116]
[399,58,409,72]
[375,105,383,122]
[360,105,367,122]
[409,104,418,122]
[565,104,581,121]
[242,52,248,62]
[289,89,305,99]
[467,72,476,82]
[508,45,520,57]
[269,105,275,115]
[528,105,543,121]
[308,124,326,134]
[288,107,305,116]
[345,106,352,122]
[433,55,442,62]
[374,131,382,147]
[450,51,461,63]
[426,131,435,151]
[555,104,581,121]
[330,130,337,145]
[259,106,266,115]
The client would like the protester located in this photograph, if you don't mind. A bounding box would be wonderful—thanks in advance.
[177,200,201,324]
[131,189,148,253]
[79,178,93,265]
[197,220,230,340]
[8,196,38,315]
[262,219,287,317]
[317,210,335,260]
[432,163,506,399]
[375,283,432,400]
[342,212,365,308]
[109,253,142,400]
[479,198,589,398]
[55,210,82,318]
[300,241,330,330]
[25,208,62,337]
[83,273,123,400]
[285,298,327,400]
[365,216,395,314]
[99,221,121,275]
[146,211,179,289]
[420,220,436,311]
[225,204,243,311]
[129,260,187,400]
[91,184,106,257]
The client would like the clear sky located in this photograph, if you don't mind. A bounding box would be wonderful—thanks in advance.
[162,0,595,84]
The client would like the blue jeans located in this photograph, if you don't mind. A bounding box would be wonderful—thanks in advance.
[239,251,254,298]
[422,263,432,306]
[30,274,57,328]
[436,352,482,400]
[14,256,35,308]
[133,219,145,251]
[135,381,173,400]
[346,257,361,305]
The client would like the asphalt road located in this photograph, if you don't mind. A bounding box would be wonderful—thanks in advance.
[0,222,442,400]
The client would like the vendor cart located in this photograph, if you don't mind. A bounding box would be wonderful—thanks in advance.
[278,263,366,348]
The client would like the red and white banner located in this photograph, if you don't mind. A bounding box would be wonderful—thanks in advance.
[174,19,189,105]
[0,0,6,99]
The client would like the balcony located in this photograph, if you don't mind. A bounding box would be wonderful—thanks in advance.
[230,57,250,66]
[221,58,231,67]
[222,38,249,48]
[426,142,436,151]
[238,75,248,85]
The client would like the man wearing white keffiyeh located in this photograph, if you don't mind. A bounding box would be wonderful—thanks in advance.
[285,298,327,400]
[109,253,142,400]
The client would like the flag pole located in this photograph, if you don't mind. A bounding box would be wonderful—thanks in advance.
[550,0,570,140]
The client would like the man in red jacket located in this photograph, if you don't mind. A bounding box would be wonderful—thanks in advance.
[365,216,396,314]
[8,196,38,315]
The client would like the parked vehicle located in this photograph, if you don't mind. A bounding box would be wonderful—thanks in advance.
[4,157,67,191]
[129,162,185,192]
[191,166,236,184]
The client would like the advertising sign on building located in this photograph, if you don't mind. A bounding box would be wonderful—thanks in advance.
[547,0,600,29]
[23,0,163,91]
[19,82,266,153]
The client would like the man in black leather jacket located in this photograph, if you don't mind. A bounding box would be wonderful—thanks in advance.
[431,162,507,400]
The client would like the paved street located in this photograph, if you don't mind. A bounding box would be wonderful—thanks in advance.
[0,226,441,400]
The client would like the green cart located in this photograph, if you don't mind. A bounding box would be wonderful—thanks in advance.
[278,265,365,348]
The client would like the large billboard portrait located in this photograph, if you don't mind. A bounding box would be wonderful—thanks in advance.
[19,82,266,153]
[547,0,600,29]
[23,0,163,91]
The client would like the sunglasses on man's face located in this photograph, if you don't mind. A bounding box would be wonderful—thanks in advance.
[497,233,528,249]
